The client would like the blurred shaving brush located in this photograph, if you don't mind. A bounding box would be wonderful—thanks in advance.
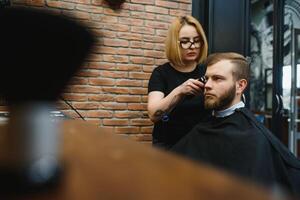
[0,7,94,193]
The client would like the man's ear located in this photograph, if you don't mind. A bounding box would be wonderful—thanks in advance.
[236,79,247,95]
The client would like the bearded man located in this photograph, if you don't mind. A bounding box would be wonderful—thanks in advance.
[171,52,300,196]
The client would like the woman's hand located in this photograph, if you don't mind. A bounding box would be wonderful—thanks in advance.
[178,78,204,96]
[148,78,205,123]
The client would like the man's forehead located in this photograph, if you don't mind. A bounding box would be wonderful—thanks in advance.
[206,60,234,75]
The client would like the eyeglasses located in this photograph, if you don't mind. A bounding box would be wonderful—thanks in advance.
[178,37,202,49]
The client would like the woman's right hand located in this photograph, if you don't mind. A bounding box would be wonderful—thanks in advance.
[178,78,204,96]
[148,78,204,123]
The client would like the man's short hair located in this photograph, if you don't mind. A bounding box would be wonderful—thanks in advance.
[205,52,250,82]
[165,15,208,67]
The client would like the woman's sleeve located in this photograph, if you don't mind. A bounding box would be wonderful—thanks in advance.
[148,67,166,94]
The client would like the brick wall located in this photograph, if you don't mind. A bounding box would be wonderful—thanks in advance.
[10,0,192,143]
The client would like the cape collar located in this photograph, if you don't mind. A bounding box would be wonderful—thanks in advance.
[212,101,245,118]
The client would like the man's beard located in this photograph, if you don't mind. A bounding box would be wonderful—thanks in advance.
[204,84,236,111]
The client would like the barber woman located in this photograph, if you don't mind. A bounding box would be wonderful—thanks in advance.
[147,15,210,149]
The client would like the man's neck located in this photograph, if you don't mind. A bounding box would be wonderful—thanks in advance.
[213,101,245,118]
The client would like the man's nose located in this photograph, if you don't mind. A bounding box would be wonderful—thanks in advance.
[204,79,211,89]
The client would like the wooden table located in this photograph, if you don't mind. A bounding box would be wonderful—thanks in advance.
[0,120,290,200]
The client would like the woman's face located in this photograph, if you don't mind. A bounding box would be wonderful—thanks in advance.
[178,24,201,64]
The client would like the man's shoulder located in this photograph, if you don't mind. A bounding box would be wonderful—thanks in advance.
[236,107,300,168]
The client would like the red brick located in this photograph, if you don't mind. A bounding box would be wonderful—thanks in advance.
[130,0,154,5]
[71,85,100,93]
[177,0,191,3]
[117,33,143,41]
[129,72,151,80]
[118,48,143,56]
[142,81,149,88]
[130,11,155,20]
[88,94,115,102]
[69,77,89,85]
[93,46,116,54]
[129,88,148,95]
[99,102,127,110]
[76,69,100,77]
[114,111,142,118]
[83,21,102,29]
[116,95,141,103]
[116,79,143,87]
[143,35,165,43]
[131,119,153,126]
[103,7,130,17]
[130,41,155,49]
[26,0,45,6]
[141,126,153,134]
[103,24,129,32]
[129,4,144,11]
[56,101,69,110]
[155,58,168,65]
[72,102,99,110]
[89,62,116,70]
[169,9,190,17]
[90,0,102,6]
[89,78,115,86]
[103,38,129,47]
[102,87,129,94]
[119,18,144,26]
[103,55,129,63]
[63,0,91,5]
[82,110,113,118]
[154,43,166,51]
[103,119,128,126]
[155,0,178,9]
[86,54,102,62]
[76,4,103,13]
[142,65,155,73]
[46,0,75,9]
[61,93,88,101]
[156,29,168,37]
[179,3,192,11]
[145,21,169,29]
[62,10,90,20]
[93,30,117,38]
[145,5,168,14]
[128,103,147,110]
[144,50,164,58]
[142,95,148,103]
[115,127,140,134]
[116,64,142,71]
[131,26,155,35]
[130,56,154,65]
[100,71,128,78]
[92,14,118,23]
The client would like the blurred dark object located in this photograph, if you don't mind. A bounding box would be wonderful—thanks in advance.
[0,0,10,8]
[0,8,94,104]
[104,0,125,10]
[0,7,94,194]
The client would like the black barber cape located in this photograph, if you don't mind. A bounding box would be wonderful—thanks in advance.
[171,107,300,196]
